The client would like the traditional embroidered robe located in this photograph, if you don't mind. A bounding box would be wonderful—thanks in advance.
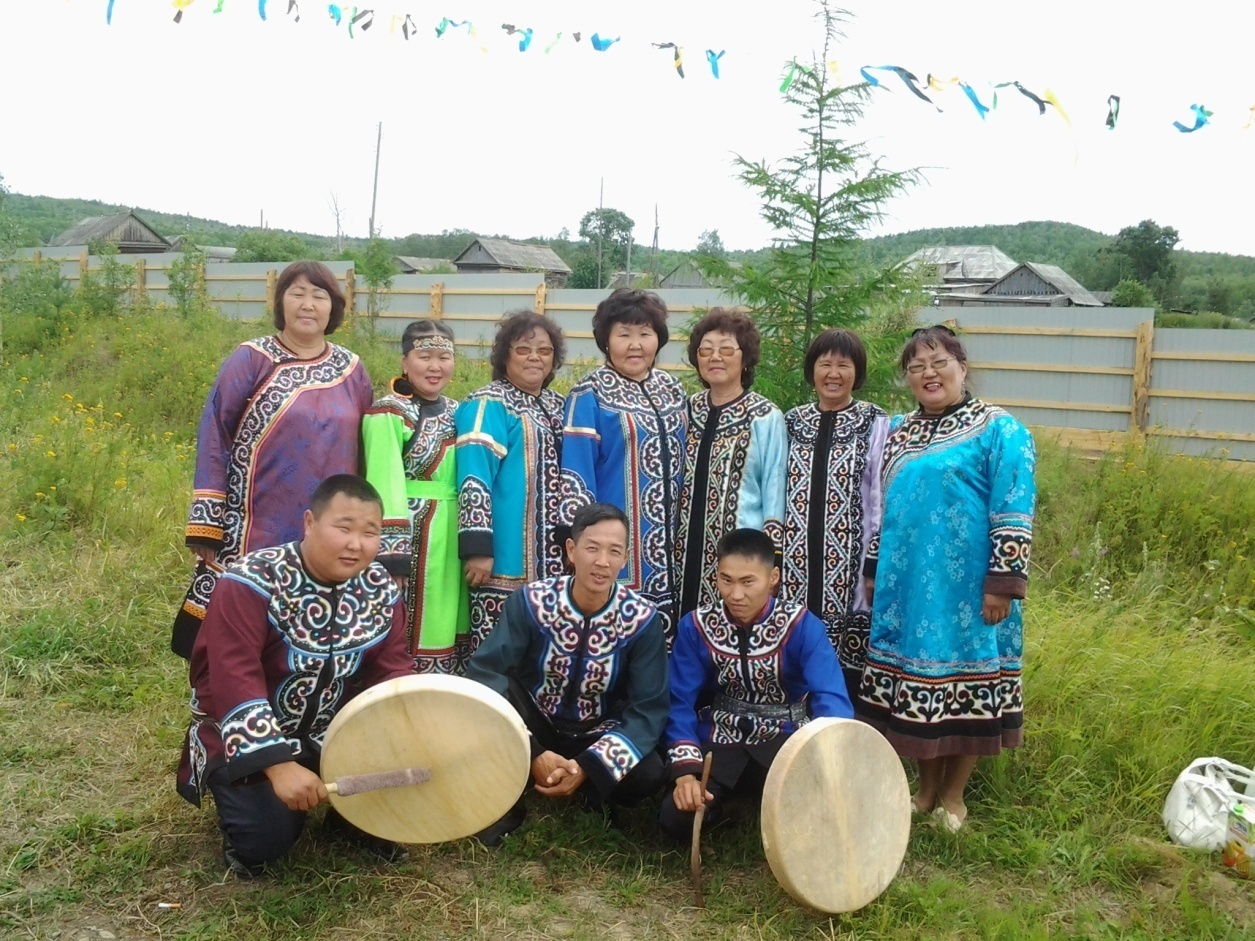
[177,542,410,805]
[175,336,373,655]
[675,390,786,618]
[465,576,669,800]
[665,597,852,782]
[454,380,567,653]
[857,396,1036,759]
[561,366,687,634]
[781,400,889,689]
[362,380,470,674]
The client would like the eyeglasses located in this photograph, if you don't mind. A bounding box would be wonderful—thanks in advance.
[696,346,741,359]
[511,345,555,358]
[911,324,957,338]
[905,357,954,375]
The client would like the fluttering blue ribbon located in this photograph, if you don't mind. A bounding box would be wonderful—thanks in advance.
[706,49,725,79]
[258,0,267,20]
[860,65,934,106]
[960,82,990,120]
[994,81,1051,115]
[107,0,116,24]
[328,3,341,25]
[591,33,619,52]
[1173,103,1213,133]
[435,17,468,38]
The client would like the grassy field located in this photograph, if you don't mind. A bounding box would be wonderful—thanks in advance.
[1,289,1253,940]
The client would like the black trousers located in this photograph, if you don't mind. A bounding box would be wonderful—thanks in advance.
[657,742,778,841]
[207,764,309,865]
[503,677,666,810]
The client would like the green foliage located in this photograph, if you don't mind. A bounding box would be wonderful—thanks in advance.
[1113,219,1180,287]
[1110,278,1156,309]
[0,260,74,354]
[1156,310,1254,329]
[579,207,636,281]
[565,247,603,289]
[698,2,918,410]
[233,229,324,263]
[354,238,397,332]
[695,229,726,257]
[77,243,134,318]
[166,250,210,317]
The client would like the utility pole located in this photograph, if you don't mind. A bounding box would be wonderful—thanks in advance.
[368,122,383,239]
[651,204,660,281]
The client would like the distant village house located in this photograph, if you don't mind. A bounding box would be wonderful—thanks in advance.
[452,237,572,288]
[904,245,1103,308]
[48,210,171,254]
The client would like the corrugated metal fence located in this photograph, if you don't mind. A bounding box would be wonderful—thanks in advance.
[9,248,1253,462]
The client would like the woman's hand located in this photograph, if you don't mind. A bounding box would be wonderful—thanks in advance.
[190,546,217,565]
[392,574,408,593]
[981,593,1012,625]
[464,556,493,588]
[863,577,876,607]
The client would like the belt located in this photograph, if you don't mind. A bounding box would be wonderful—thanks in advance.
[712,693,808,724]
[405,480,457,500]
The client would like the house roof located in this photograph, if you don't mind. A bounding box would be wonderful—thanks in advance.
[903,245,1019,282]
[453,237,572,274]
[48,210,171,249]
[394,256,451,272]
[987,261,1104,307]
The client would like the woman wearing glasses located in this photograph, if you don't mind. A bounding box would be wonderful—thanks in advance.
[560,289,688,638]
[857,326,1036,832]
[675,308,786,620]
[780,329,890,696]
[455,310,568,654]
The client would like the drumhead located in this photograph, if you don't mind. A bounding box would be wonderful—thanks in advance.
[321,674,530,843]
[760,717,910,913]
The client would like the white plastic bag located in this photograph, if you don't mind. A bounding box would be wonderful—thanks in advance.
[1163,756,1255,851]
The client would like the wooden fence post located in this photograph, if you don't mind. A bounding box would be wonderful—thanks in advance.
[135,258,147,301]
[265,268,278,314]
[430,281,444,320]
[344,268,356,319]
[534,282,547,315]
[32,250,41,267]
[79,250,89,284]
[1131,319,1154,435]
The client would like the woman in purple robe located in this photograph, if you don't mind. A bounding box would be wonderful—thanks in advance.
[172,261,374,657]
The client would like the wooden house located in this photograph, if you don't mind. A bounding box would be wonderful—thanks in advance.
[49,210,171,253]
[452,238,572,287]
[938,262,1104,307]
[903,245,1019,295]
[394,256,452,274]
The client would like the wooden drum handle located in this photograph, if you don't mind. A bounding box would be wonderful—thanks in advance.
[325,766,431,797]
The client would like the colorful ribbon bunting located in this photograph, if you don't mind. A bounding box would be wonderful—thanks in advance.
[1042,89,1070,126]
[501,24,533,51]
[1245,106,1255,130]
[400,13,416,39]
[435,17,468,37]
[328,3,341,25]
[590,33,619,52]
[287,0,300,23]
[258,0,267,20]
[1173,103,1213,132]
[780,59,812,92]
[214,1,225,11]
[860,66,934,106]
[173,0,194,24]
[706,49,725,79]
[961,83,990,120]
[544,33,563,54]
[1106,95,1120,130]
[992,81,1051,115]
[653,42,684,79]
[107,0,116,24]
[348,7,372,37]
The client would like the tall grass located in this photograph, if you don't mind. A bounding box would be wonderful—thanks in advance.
[1,282,1253,939]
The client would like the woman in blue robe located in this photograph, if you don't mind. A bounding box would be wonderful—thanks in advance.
[857,326,1036,832]
[561,289,687,636]
[455,311,567,655]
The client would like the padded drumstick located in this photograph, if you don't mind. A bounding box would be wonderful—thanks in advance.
[690,752,714,908]
[325,766,432,797]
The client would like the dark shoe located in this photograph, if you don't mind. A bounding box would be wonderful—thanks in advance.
[324,808,410,863]
[578,791,623,830]
[474,799,527,848]
[222,838,267,880]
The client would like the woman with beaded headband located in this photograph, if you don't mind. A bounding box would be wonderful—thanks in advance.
[174,261,373,658]
[362,320,470,673]
[454,310,568,655]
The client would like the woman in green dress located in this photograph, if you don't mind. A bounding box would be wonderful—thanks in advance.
[362,320,470,673]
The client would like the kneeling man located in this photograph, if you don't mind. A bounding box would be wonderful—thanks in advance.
[660,528,852,839]
[465,502,669,843]
[177,475,413,876]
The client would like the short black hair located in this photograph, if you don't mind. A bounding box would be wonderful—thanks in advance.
[309,474,383,516]
[570,502,630,543]
[687,307,761,389]
[272,261,347,334]
[716,528,776,567]
[489,309,567,386]
[592,289,670,354]
[803,328,868,389]
[899,327,967,373]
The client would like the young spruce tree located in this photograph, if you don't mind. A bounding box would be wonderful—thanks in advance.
[697,3,918,410]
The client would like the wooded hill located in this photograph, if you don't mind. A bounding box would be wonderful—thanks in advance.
[8,193,1255,316]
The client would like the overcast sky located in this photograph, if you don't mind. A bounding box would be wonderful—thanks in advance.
[4,1,1253,255]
